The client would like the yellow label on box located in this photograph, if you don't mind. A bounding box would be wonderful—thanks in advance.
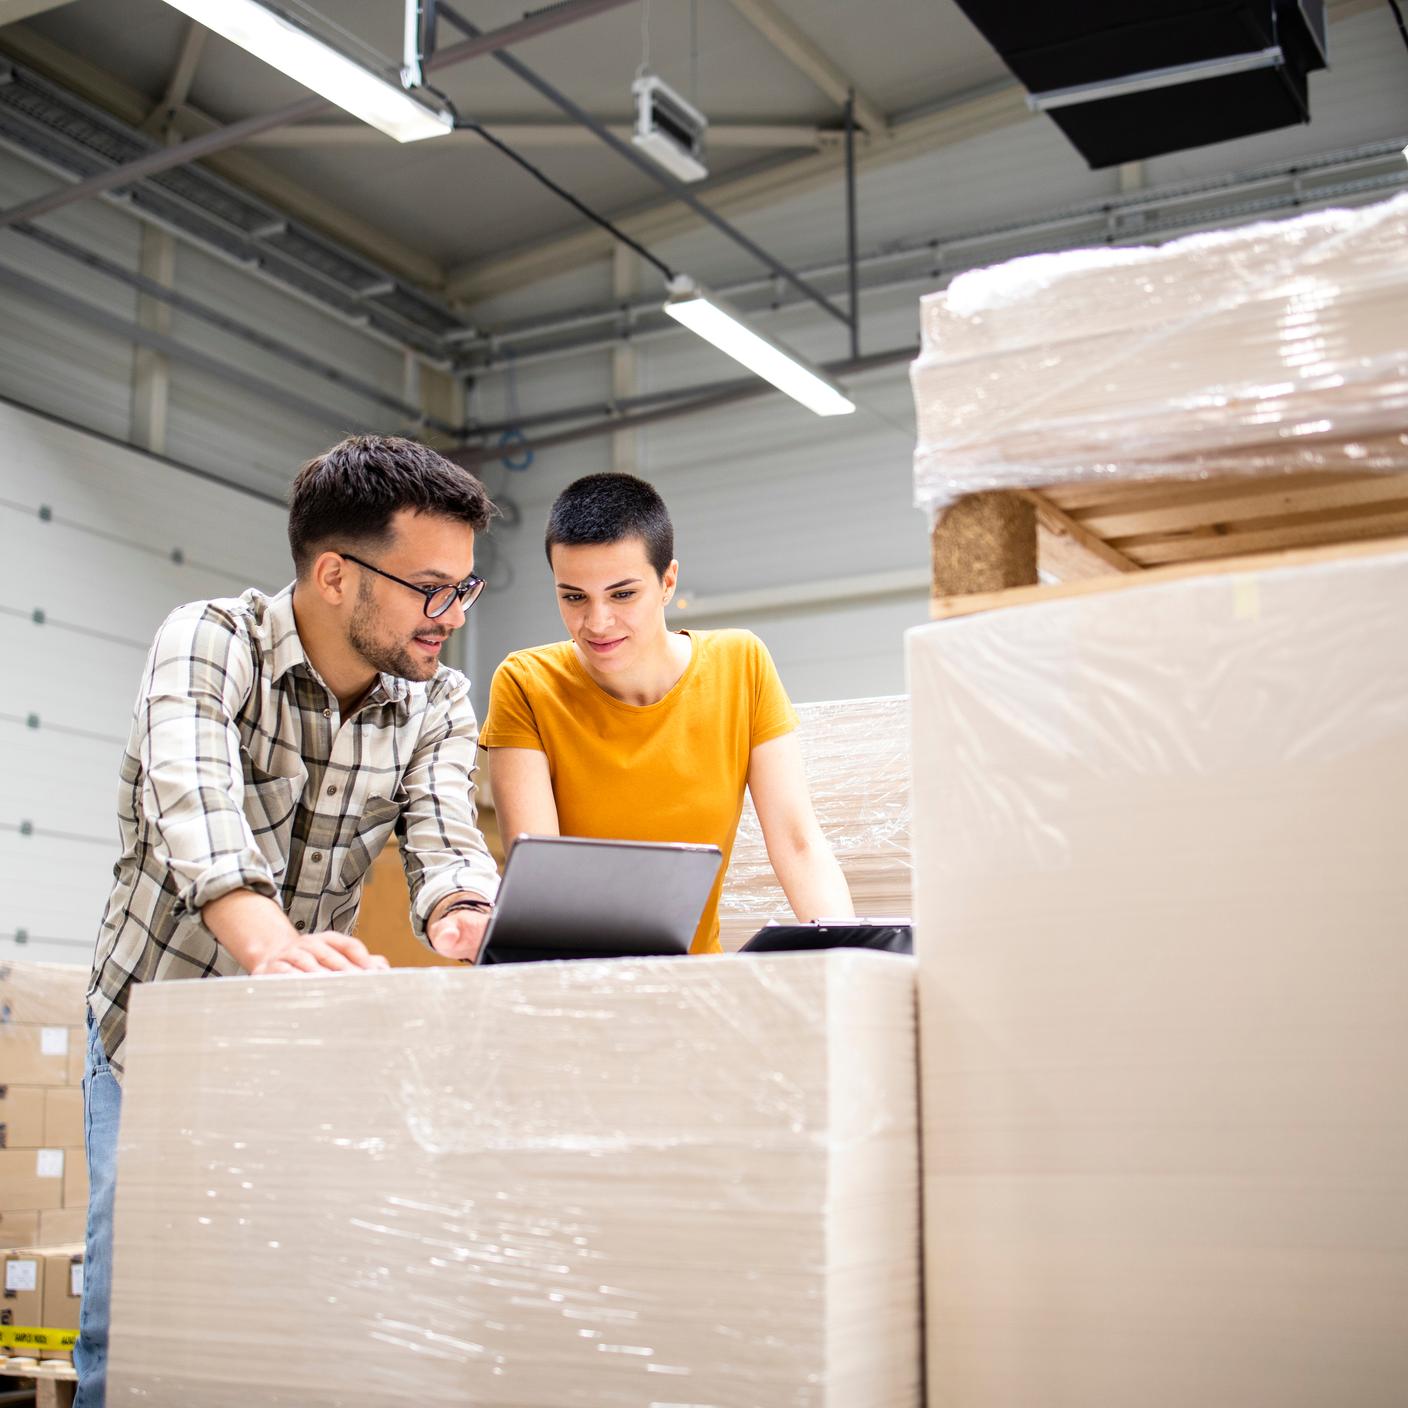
[0,1325,78,1350]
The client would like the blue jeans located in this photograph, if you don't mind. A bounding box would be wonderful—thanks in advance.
[74,1010,120,1408]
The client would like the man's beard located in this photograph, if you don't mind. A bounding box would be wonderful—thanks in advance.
[348,583,446,681]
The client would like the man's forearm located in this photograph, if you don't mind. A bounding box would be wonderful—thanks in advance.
[203,889,300,972]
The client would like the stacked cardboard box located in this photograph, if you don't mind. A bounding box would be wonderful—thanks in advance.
[719,696,911,950]
[1,1243,83,1360]
[2,1244,84,1362]
[0,963,89,1252]
[908,543,1408,1406]
[109,954,920,1406]
[910,192,1408,514]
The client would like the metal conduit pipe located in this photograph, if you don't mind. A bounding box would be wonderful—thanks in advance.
[0,0,642,231]
[11,223,466,437]
[0,262,397,438]
[463,160,1408,377]
[455,136,1408,361]
[453,345,916,468]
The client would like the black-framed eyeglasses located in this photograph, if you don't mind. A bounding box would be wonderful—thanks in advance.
[339,552,486,619]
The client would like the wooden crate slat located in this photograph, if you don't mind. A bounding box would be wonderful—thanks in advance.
[1085,472,1408,540]
[1029,492,1142,582]
[1040,471,1353,514]
[931,534,1408,622]
[1123,504,1408,565]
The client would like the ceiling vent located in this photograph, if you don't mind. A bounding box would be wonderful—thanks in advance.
[631,73,708,183]
[953,0,1328,167]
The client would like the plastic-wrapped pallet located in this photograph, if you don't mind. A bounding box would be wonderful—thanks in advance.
[911,192,1408,515]
[108,952,920,1406]
[908,541,1408,1407]
[718,696,911,951]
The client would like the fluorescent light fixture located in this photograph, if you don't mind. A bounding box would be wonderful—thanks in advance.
[1028,47,1284,112]
[157,0,453,143]
[663,277,855,417]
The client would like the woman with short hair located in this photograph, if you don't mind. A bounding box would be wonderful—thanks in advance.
[479,472,853,953]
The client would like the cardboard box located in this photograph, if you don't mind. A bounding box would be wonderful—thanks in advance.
[40,1244,83,1360]
[2,1246,44,1337]
[62,1151,86,1211]
[0,1243,82,1360]
[0,1087,45,1149]
[0,1026,74,1087]
[0,962,88,1028]
[67,1030,85,1087]
[0,1149,66,1212]
[38,1208,85,1245]
[909,545,1408,1407]
[110,956,920,1406]
[0,1211,39,1248]
[43,1089,83,1150]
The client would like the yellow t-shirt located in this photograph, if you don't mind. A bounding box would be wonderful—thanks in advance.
[479,629,798,953]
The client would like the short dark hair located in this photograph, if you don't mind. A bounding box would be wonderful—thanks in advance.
[544,473,674,577]
[288,435,496,575]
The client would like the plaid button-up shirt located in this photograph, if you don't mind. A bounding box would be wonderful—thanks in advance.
[89,584,499,1076]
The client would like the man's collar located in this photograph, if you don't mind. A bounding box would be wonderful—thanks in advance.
[267,585,309,685]
[268,585,413,718]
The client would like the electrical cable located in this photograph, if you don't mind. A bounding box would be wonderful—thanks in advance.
[637,0,651,79]
[1387,0,1408,54]
[497,346,535,471]
[424,84,677,282]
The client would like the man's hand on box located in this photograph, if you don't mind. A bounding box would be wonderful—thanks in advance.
[207,890,389,976]
[251,930,390,976]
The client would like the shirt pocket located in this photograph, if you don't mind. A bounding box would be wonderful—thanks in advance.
[242,768,302,879]
[338,795,402,890]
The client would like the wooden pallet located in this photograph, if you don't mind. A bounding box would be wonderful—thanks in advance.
[931,471,1408,617]
[0,1356,76,1407]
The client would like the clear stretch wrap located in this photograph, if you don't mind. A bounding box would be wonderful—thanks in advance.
[719,697,911,950]
[908,541,1408,1408]
[109,952,920,1406]
[911,191,1408,514]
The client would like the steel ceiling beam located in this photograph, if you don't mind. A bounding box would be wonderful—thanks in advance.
[0,261,392,436]
[723,0,887,134]
[0,0,640,231]
[437,2,855,330]
[451,345,914,468]
[245,121,827,150]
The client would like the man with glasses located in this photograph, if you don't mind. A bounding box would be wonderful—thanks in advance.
[76,436,499,1407]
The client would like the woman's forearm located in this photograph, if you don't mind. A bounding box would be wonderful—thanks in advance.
[769,834,854,922]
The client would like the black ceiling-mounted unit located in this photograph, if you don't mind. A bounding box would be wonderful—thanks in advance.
[951,1,1328,168]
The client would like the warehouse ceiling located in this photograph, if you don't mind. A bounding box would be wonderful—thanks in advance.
[0,0,1008,296]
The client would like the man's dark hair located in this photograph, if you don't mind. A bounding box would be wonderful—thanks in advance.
[288,435,496,575]
[544,473,674,578]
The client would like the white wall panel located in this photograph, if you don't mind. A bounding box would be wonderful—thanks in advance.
[0,154,143,441]
[0,142,454,502]
[0,400,287,967]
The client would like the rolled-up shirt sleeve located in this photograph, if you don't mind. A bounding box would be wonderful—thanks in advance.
[401,672,500,938]
[137,603,280,914]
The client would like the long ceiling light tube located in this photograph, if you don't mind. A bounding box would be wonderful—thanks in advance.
[662,276,855,417]
[155,0,453,142]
